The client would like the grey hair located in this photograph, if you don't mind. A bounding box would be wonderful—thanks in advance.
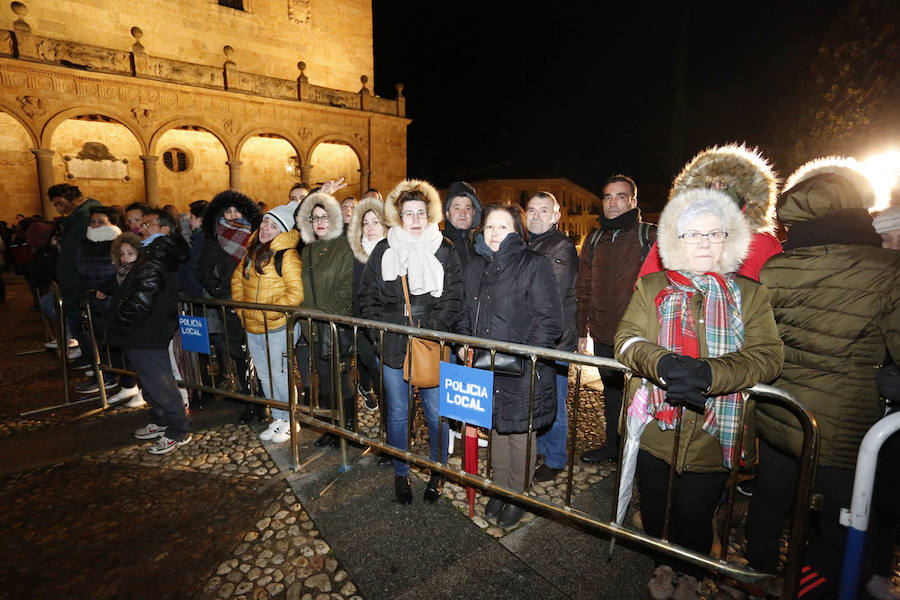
[676,197,726,235]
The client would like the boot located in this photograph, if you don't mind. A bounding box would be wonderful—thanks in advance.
[423,473,444,504]
[394,475,412,504]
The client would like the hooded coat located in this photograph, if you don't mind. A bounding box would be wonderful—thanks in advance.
[638,144,782,282]
[107,234,190,349]
[358,179,464,369]
[757,157,900,469]
[347,196,386,316]
[230,228,303,334]
[197,190,262,300]
[460,233,563,433]
[57,197,103,318]
[615,188,783,473]
[442,181,483,268]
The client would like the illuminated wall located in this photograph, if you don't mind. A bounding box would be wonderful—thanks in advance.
[156,129,229,211]
[309,142,361,199]
[0,112,39,222]
[239,136,299,209]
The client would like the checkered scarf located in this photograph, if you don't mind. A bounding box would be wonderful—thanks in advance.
[644,270,745,468]
[216,216,251,263]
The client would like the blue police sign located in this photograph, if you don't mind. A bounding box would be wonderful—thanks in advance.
[179,315,210,354]
[439,361,493,429]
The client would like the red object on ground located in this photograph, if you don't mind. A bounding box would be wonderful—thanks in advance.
[465,424,479,517]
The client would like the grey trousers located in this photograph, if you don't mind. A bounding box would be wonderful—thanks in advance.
[490,429,537,492]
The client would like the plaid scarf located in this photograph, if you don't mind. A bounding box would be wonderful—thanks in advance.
[641,270,745,468]
[216,216,251,263]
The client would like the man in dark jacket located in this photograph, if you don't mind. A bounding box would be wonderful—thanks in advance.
[108,209,191,454]
[526,192,578,481]
[443,181,483,268]
[49,183,103,366]
[577,174,656,463]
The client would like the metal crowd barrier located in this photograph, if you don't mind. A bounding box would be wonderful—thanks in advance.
[54,293,820,599]
[20,282,76,415]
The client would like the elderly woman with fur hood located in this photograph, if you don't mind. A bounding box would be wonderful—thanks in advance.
[615,188,783,599]
[358,179,464,505]
[347,195,387,409]
[294,191,356,447]
[638,144,782,282]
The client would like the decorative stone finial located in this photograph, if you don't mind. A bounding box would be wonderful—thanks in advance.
[11,1,27,17]
[223,45,235,64]
[297,61,307,83]
[359,75,370,95]
[130,26,145,53]
[395,83,405,97]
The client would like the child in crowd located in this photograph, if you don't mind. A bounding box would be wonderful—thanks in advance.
[232,203,303,444]
[103,232,144,405]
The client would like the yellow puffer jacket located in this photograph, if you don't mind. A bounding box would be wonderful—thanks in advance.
[231,229,303,334]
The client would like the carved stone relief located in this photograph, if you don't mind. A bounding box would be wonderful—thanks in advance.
[0,29,14,55]
[16,94,45,118]
[287,0,311,25]
[131,107,155,128]
[34,38,130,74]
[64,142,130,180]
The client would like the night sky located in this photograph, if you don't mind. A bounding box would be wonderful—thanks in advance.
[372,1,851,206]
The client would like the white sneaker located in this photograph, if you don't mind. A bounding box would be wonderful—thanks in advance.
[867,575,900,600]
[106,385,140,405]
[45,339,78,350]
[270,420,296,444]
[134,422,167,440]
[125,391,146,408]
[147,434,192,455]
[67,347,82,360]
[259,420,283,441]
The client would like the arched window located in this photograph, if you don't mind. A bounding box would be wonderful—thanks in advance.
[218,0,245,10]
[162,148,190,173]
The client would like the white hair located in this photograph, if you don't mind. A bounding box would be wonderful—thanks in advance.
[676,196,726,234]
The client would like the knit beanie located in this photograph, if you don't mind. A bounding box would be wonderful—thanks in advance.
[872,206,900,234]
[265,201,298,233]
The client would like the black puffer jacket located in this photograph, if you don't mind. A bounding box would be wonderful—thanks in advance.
[526,226,578,351]
[358,238,463,369]
[197,190,262,299]
[107,235,189,349]
[460,234,563,434]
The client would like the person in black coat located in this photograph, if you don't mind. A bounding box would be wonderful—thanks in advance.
[196,190,262,417]
[458,203,563,527]
[107,210,192,454]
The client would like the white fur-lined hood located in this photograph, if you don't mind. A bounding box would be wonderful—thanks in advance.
[383,179,443,228]
[295,191,343,244]
[777,156,878,225]
[347,196,385,262]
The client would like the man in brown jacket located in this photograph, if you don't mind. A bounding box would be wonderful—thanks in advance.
[577,174,655,463]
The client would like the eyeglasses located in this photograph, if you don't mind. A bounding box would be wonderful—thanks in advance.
[678,231,728,244]
[139,221,160,229]
[309,215,330,223]
[401,210,427,220]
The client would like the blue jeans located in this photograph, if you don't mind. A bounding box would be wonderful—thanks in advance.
[536,361,569,469]
[247,329,290,421]
[382,364,449,477]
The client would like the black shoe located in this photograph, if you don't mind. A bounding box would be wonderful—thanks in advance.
[240,403,264,423]
[580,446,618,464]
[358,383,378,411]
[69,359,92,371]
[533,463,564,483]
[75,378,117,394]
[394,475,412,504]
[314,432,339,447]
[736,478,756,497]
[484,497,505,519]
[377,454,393,467]
[496,503,526,527]
[423,473,444,504]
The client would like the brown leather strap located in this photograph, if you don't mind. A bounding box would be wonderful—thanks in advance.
[400,275,414,327]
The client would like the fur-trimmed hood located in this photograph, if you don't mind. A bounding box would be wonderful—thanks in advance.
[777,156,878,226]
[670,144,778,233]
[347,196,385,262]
[383,179,443,228]
[202,190,262,240]
[658,188,752,274]
[296,191,343,244]
[444,181,483,229]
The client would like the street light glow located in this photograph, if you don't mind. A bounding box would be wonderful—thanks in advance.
[860,150,900,211]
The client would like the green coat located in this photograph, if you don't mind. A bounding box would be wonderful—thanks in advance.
[300,235,354,343]
[57,198,102,317]
[614,272,784,474]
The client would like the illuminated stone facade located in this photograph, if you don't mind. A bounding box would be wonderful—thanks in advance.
[0,1,409,219]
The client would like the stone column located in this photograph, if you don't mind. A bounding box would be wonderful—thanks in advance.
[227,159,242,191]
[140,155,160,207]
[31,148,55,218]
[299,163,312,185]
[359,167,370,193]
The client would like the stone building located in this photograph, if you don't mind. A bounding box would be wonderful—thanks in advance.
[0,0,409,220]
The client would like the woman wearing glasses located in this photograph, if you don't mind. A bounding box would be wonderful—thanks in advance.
[358,180,463,504]
[294,191,355,446]
[614,188,783,599]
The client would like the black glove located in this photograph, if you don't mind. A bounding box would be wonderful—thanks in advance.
[877,363,900,402]
[657,354,712,414]
[666,380,708,413]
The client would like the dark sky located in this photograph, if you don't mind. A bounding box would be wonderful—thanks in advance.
[372,1,850,203]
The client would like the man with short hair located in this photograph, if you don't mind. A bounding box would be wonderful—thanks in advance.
[577,175,655,463]
[526,192,578,481]
[108,208,191,454]
[49,183,103,366]
[289,183,310,204]
[340,196,358,230]
[362,188,382,202]
[443,181,483,267]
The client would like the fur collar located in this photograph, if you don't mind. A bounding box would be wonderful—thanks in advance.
[347,196,385,263]
[86,224,122,243]
[383,179,443,228]
[658,188,751,274]
[778,156,878,225]
[296,191,343,244]
[670,144,778,233]
[202,190,262,240]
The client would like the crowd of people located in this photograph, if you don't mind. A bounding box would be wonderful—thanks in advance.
[3,142,898,600]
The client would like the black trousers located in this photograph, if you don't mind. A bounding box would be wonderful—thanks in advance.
[746,439,852,581]
[126,347,190,441]
[637,450,728,576]
[595,342,624,451]
[296,341,354,426]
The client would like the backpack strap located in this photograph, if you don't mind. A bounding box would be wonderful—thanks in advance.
[273,248,288,277]
[637,223,653,261]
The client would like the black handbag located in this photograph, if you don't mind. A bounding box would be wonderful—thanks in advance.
[470,294,524,376]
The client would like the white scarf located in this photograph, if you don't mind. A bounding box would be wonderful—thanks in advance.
[381,223,444,297]
[86,224,122,243]
[362,235,382,258]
